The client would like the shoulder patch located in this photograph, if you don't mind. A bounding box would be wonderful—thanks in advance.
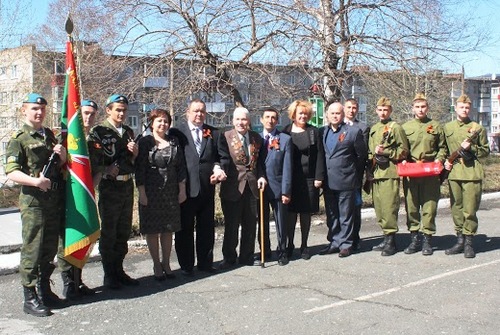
[6,156,18,164]
[11,130,23,139]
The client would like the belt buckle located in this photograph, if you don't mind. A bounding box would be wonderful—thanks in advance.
[116,174,131,181]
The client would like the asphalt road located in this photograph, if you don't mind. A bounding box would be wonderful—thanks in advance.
[1,197,500,335]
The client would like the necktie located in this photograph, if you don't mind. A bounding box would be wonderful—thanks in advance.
[264,134,270,151]
[194,128,201,155]
[242,135,249,158]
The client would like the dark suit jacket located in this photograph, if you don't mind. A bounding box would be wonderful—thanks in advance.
[346,119,370,182]
[169,122,222,199]
[219,129,266,200]
[261,130,293,200]
[320,123,368,191]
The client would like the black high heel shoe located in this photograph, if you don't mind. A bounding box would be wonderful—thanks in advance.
[153,265,166,281]
[162,264,176,279]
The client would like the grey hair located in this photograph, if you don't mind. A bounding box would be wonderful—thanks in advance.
[233,107,250,118]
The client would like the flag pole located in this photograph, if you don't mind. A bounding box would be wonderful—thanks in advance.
[64,14,83,296]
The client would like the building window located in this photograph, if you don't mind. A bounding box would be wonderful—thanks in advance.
[493,88,499,95]
[0,92,7,104]
[11,65,17,78]
[0,67,6,77]
[10,91,18,103]
[127,116,138,128]
[54,61,65,74]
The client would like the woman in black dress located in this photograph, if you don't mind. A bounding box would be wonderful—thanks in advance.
[135,109,187,280]
[282,100,324,260]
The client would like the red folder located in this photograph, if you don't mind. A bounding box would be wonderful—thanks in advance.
[397,161,443,177]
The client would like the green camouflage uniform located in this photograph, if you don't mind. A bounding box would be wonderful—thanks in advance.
[5,124,63,287]
[402,117,447,235]
[368,119,408,234]
[87,120,136,264]
[444,119,489,235]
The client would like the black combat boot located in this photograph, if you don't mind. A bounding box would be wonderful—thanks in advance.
[115,260,140,286]
[372,238,386,251]
[445,232,464,255]
[422,234,433,256]
[23,286,51,317]
[61,269,78,300]
[404,231,421,254]
[103,262,121,290]
[381,233,397,256]
[38,265,66,308]
[464,235,476,258]
[62,266,95,299]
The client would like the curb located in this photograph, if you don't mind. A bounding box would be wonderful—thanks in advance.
[0,241,146,276]
[0,207,19,215]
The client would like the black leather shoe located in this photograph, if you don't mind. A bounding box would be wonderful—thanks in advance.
[198,265,217,273]
[300,247,311,260]
[181,269,194,276]
[117,272,140,286]
[319,245,339,255]
[104,275,121,290]
[338,248,352,258]
[218,260,236,270]
[164,271,177,279]
[278,255,289,266]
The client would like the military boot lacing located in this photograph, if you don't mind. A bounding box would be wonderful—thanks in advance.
[422,234,433,256]
[445,232,464,255]
[381,233,397,256]
[404,231,421,254]
[464,235,476,258]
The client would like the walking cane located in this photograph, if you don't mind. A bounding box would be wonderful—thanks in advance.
[259,188,265,268]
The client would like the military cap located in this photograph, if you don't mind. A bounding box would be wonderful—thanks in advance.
[413,93,427,102]
[376,96,391,107]
[81,99,98,110]
[456,94,472,104]
[106,94,128,106]
[23,93,47,105]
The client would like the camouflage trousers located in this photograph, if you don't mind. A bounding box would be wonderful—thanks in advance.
[19,186,62,287]
[98,179,134,263]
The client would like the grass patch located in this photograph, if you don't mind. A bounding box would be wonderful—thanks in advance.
[0,184,20,208]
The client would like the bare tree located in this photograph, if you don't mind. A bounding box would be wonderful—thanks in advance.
[96,0,290,108]
[264,0,487,105]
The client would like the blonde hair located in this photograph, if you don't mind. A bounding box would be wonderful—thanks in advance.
[287,100,313,121]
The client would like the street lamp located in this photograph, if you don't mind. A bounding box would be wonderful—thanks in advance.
[461,57,479,94]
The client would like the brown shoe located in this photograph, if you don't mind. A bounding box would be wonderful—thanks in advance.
[338,248,352,258]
